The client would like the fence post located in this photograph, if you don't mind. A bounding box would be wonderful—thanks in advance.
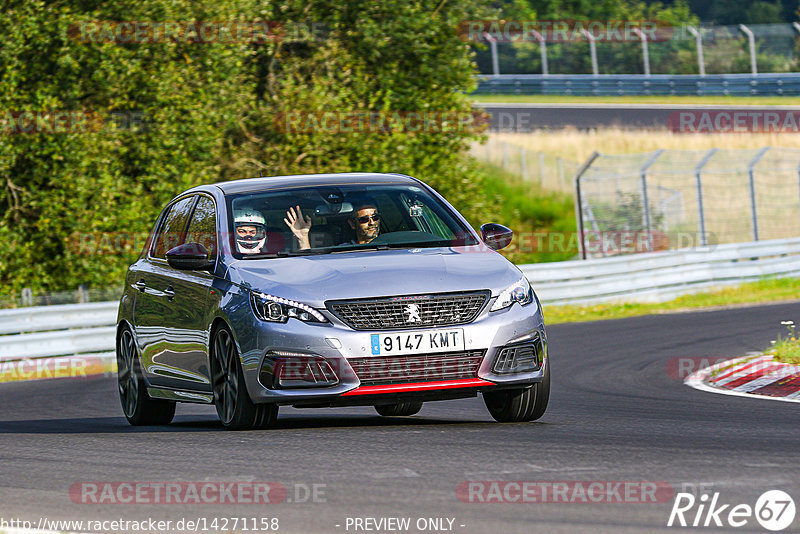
[581,29,599,76]
[574,151,600,260]
[687,26,705,76]
[694,148,717,247]
[633,28,651,76]
[639,150,664,251]
[747,147,769,241]
[21,288,33,307]
[483,32,500,75]
[538,152,545,183]
[739,24,757,75]
[797,162,800,229]
[77,284,89,304]
[530,30,548,75]
[520,146,527,180]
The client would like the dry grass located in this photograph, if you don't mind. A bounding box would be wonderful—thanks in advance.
[489,129,800,163]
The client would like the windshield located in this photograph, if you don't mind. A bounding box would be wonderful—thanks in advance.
[227,183,478,259]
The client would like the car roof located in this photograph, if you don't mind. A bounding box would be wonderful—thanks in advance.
[207,173,421,195]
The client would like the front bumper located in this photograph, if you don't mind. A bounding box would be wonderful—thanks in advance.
[235,299,546,406]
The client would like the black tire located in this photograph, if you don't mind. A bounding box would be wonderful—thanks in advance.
[117,327,176,426]
[211,326,278,430]
[374,401,423,417]
[483,361,550,423]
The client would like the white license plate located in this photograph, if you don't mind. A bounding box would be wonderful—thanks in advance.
[369,329,464,356]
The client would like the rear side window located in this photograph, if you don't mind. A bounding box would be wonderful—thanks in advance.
[185,196,218,256]
[151,196,197,259]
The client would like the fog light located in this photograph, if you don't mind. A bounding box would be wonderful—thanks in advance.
[493,337,542,374]
[260,351,339,389]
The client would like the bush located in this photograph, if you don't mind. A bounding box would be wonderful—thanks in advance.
[0,0,491,296]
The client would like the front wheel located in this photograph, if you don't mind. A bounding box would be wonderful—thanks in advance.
[117,327,176,426]
[374,402,423,417]
[211,326,278,430]
[483,362,550,423]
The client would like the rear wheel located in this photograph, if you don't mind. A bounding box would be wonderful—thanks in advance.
[483,361,549,423]
[374,402,423,417]
[117,327,176,426]
[211,326,278,430]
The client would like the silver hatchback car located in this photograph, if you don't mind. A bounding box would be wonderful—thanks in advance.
[116,173,549,429]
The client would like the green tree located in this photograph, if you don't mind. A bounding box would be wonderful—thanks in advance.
[0,0,493,297]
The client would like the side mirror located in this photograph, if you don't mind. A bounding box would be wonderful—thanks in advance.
[166,243,214,271]
[480,223,513,251]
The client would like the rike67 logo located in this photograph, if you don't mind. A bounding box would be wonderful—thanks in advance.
[668,490,796,531]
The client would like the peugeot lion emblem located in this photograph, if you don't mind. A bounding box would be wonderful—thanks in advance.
[405,303,422,324]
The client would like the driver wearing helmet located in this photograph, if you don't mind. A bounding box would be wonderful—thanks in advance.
[233,209,268,255]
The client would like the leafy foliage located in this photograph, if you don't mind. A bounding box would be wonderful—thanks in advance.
[0,0,492,296]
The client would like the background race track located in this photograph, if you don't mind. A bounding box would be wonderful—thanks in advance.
[477,103,800,130]
[1,302,800,533]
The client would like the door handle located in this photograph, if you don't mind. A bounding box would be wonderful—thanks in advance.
[134,279,146,292]
[163,286,175,300]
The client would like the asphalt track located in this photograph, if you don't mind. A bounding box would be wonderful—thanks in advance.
[2,301,800,533]
[477,103,800,130]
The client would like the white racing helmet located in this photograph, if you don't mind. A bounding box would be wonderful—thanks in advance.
[234,209,267,254]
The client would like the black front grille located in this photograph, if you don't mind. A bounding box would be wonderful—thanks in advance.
[327,291,489,330]
[348,350,486,386]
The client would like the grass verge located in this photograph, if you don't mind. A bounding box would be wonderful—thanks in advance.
[475,159,577,264]
[771,321,800,364]
[469,94,797,106]
[544,276,800,325]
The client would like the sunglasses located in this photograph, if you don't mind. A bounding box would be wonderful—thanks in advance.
[355,213,381,224]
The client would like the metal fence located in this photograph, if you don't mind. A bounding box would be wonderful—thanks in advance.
[473,73,800,97]
[0,285,122,309]
[471,137,579,194]
[474,23,800,76]
[575,147,800,258]
[521,237,800,304]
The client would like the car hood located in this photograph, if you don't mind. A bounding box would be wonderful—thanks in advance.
[225,247,523,308]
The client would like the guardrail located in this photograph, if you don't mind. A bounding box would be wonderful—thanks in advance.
[520,237,800,304]
[1,237,799,369]
[473,73,800,96]
[0,302,117,364]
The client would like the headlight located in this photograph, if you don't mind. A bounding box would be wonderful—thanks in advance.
[250,292,328,323]
[490,276,534,311]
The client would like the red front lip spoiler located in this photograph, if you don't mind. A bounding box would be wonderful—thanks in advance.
[341,378,494,396]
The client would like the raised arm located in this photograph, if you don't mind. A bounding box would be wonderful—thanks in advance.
[284,205,312,250]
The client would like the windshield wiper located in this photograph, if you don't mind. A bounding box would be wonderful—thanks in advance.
[241,250,328,259]
[329,244,390,253]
